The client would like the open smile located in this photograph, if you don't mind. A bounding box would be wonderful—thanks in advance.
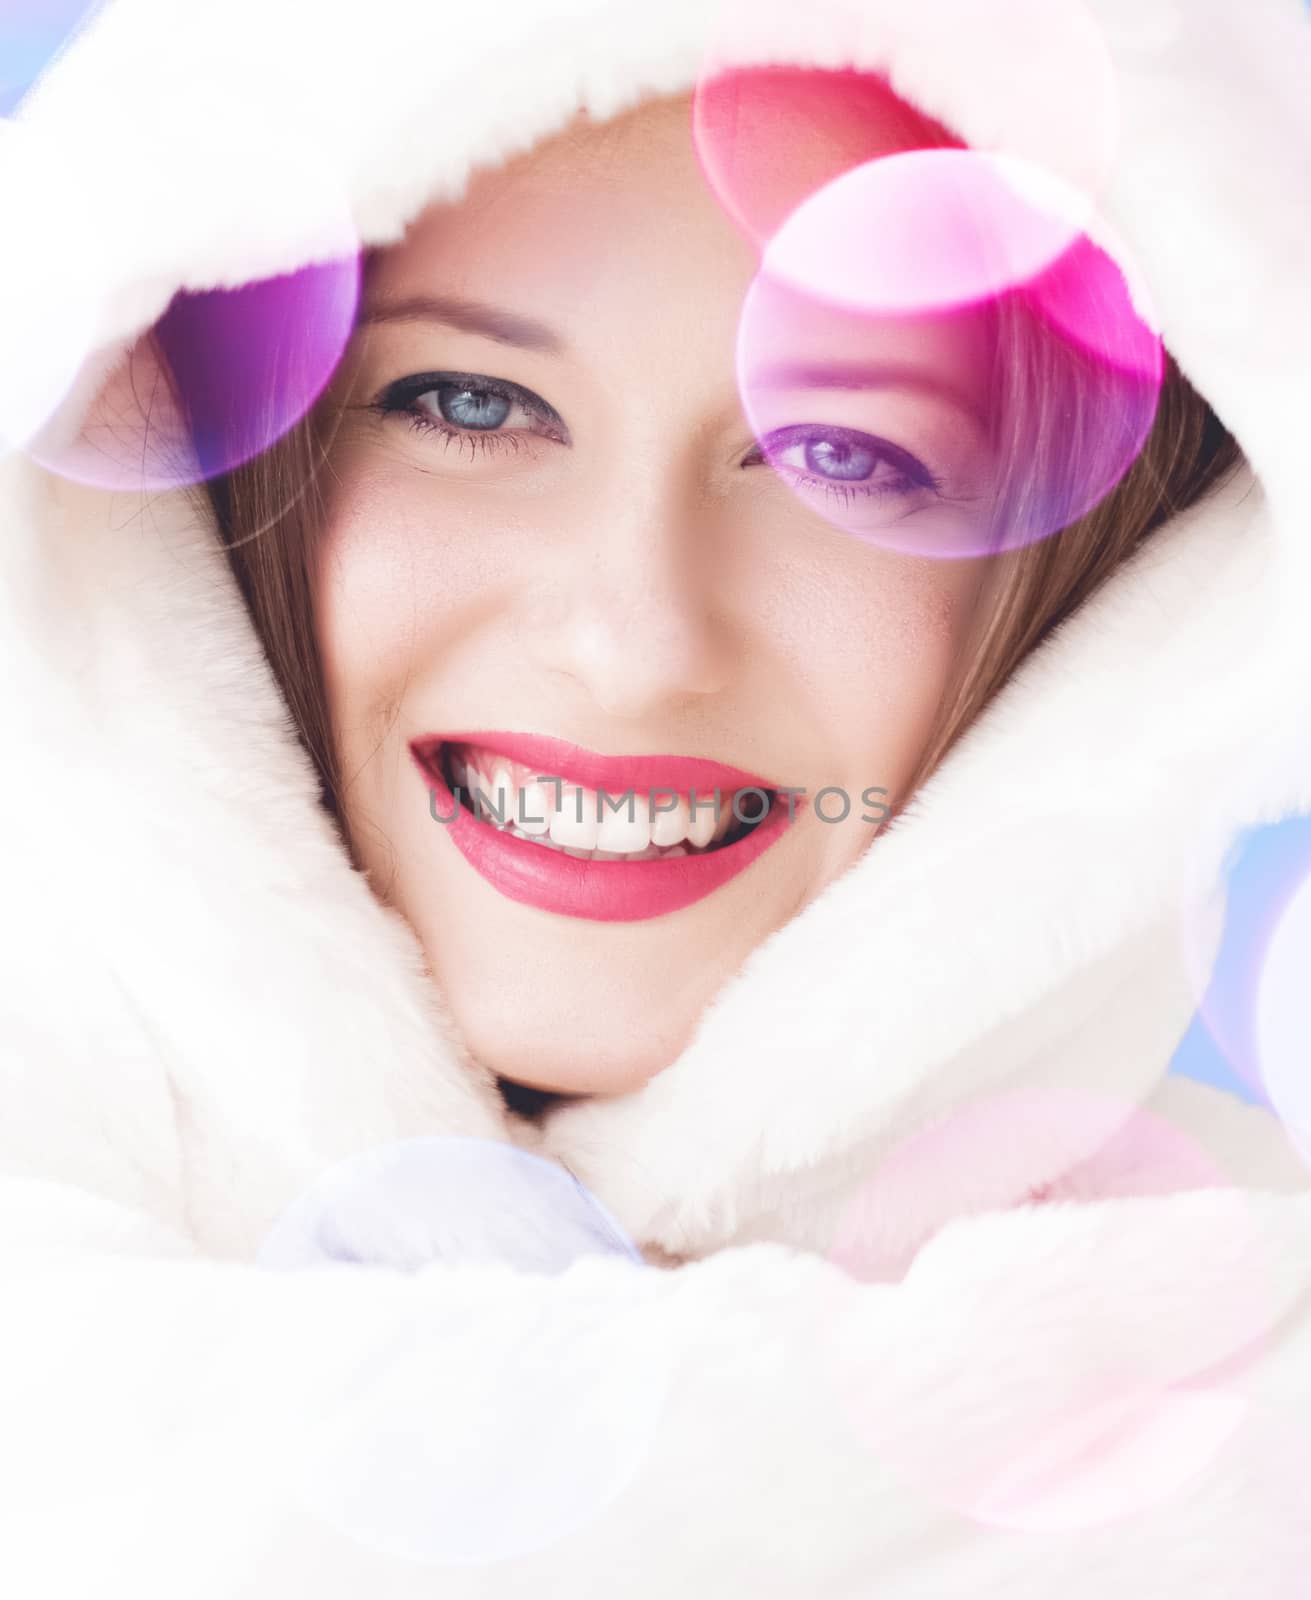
[408,731,800,923]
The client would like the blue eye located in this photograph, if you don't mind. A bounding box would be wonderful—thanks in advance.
[435,384,512,431]
[370,371,568,450]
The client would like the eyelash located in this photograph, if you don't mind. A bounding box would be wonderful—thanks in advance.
[369,374,944,502]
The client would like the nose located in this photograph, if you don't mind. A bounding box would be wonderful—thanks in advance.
[531,466,733,721]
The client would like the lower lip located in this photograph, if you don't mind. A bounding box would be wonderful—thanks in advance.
[413,744,796,923]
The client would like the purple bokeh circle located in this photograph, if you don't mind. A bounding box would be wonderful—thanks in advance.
[24,256,361,493]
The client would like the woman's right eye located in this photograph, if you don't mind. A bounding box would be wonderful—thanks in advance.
[417,383,517,432]
[370,372,568,451]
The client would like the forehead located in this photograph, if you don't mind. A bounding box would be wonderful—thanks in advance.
[363,82,989,400]
[370,72,950,293]
[369,98,746,315]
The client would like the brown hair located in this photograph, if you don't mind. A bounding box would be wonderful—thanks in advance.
[200,404,348,823]
[896,296,1240,809]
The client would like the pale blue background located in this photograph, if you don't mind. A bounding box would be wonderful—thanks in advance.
[1167,815,1311,1106]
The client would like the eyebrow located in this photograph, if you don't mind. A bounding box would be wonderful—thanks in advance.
[744,360,987,431]
[358,293,565,355]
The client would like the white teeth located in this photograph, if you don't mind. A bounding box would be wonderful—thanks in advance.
[685,794,720,850]
[515,780,553,836]
[468,763,501,825]
[506,822,566,852]
[500,825,693,863]
[596,796,650,854]
[650,795,690,848]
[489,762,515,828]
[548,787,599,850]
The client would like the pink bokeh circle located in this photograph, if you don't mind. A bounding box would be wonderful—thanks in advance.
[816,1087,1275,1533]
[760,150,1091,319]
[736,162,1163,559]
[692,0,1119,248]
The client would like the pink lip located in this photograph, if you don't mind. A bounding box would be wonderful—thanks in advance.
[409,732,800,924]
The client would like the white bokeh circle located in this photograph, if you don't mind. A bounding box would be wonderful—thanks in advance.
[259,1137,668,1567]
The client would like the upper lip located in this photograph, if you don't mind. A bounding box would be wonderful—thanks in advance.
[410,731,781,796]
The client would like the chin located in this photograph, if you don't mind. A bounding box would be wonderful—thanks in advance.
[465,1016,679,1103]
[433,935,717,1103]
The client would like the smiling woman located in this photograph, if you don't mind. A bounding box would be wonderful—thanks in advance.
[199,78,1236,1100]
[7,4,1311,1592]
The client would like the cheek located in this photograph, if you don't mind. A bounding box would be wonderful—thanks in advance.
[795,554,982,778]
[864,561,971,671]
[313,468,495,726]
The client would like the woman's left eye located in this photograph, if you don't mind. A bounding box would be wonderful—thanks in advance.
[746,424,943,503]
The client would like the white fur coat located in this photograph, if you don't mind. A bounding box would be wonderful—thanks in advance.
[2,0,1311,1593]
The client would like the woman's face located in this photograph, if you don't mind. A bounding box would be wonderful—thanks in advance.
[315,91,995,1099]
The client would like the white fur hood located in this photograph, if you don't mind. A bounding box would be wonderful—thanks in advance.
[2,0,1311,1594]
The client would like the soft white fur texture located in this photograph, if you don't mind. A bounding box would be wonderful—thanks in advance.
[2,0,1311,1593]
